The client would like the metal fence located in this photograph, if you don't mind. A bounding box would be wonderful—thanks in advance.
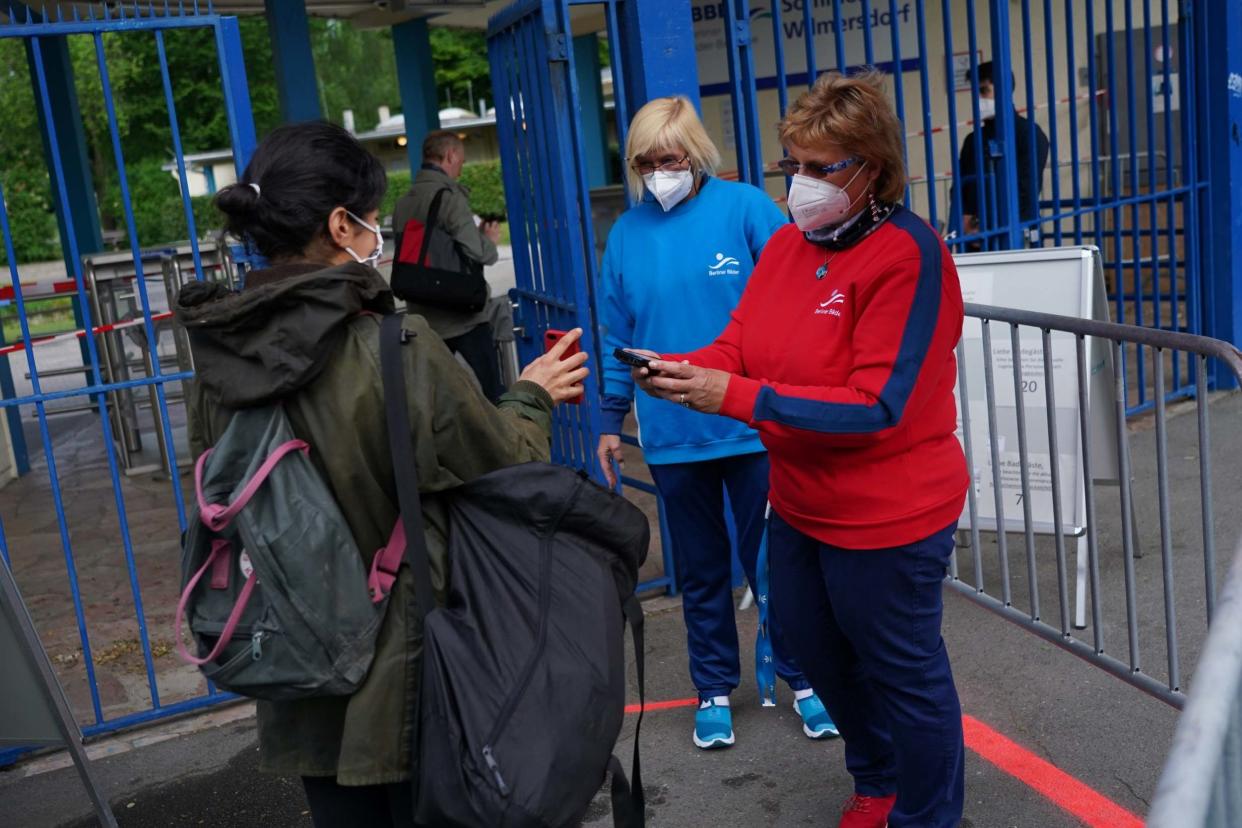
[697,0,1217,414]
[1147,534,1242,826]
[948,301,1242,708]
[0,5,255,764]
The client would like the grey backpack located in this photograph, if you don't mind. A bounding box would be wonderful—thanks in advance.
[175,405,403,700]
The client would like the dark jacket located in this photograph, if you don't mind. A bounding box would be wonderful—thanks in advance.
[392,165,498,340]
[176,262,553,783]
[956,110,1051,223]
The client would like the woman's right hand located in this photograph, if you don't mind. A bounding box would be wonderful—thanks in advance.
[597,434,624,488]
[626,349,663,398]
[518,327,590,405]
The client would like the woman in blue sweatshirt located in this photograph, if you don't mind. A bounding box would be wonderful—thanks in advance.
[596,96,836,749]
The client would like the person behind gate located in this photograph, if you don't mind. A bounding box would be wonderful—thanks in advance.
[596,95,839,750]
[391,130,506,401]
[182,122,589,828]
[630,72,969,828]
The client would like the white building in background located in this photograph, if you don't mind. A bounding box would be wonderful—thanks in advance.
[163,69,618,198]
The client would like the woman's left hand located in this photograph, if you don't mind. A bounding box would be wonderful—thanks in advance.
[646,359,731,414]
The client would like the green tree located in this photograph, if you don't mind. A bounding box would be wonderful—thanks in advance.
[430,27,491,112]
[312,19,400,132]
[0,39,58,265]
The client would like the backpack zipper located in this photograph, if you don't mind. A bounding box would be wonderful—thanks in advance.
[251,631,264,662]
[478,476,586,797]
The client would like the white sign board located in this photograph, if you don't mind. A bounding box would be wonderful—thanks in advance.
[952,246,1120,536]
[692,0,920,90]
[0,561,118,825]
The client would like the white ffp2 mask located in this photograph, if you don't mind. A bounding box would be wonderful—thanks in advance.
[785,162,868,232]
[977,97,997,121]
[643,170,694,212]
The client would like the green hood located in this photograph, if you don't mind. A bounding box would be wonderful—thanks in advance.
[175,262,395,408]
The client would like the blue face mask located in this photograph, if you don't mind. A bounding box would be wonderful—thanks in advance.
[344,210,384,267]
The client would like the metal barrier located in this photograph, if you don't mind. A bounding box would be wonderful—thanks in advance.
[1147,534,1242,826]
[0,6,256,764]
[949,301,1242,708]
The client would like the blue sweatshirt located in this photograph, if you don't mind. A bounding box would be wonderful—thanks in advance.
[598,176,786,465]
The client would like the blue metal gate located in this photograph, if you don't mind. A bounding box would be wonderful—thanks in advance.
[0,3,255,764]
[487,0,606,473]
[489,0,1215,428]
[705,0,1213,416]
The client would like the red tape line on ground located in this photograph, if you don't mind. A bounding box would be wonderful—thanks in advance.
[623,699,1143,826]
[961,714,1143,828]
[623,697,699,714]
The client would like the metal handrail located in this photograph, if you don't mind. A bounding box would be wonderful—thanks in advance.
[950,301,1242,709]
[966,302,1242,371]
[1148,534,1242,826]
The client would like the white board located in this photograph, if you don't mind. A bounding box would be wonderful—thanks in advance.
[952,246,1120,536]
[0,561,118,825]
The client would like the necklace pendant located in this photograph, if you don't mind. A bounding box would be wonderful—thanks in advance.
[815,262,829,280]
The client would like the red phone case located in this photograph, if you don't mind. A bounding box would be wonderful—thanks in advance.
[543,329,584,404]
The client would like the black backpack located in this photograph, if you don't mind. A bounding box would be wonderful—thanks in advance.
[380,314,648,828]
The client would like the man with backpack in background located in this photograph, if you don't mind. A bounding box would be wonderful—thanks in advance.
[393,130,505,400]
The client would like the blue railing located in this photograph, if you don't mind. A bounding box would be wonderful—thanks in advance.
[0,6,254,764]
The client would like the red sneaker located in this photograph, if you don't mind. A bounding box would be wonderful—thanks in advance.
[837,793,897,828]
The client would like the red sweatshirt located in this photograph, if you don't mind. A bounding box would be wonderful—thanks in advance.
[671,207,968,549]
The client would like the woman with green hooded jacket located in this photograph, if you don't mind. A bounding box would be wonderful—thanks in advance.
[176,122,589,827]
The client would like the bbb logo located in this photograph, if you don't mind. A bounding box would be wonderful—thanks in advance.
[708,252,742,276]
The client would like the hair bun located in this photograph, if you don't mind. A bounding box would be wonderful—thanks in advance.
[214,181,261,218]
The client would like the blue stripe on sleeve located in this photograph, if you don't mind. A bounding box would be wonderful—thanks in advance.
[752,208,944,434]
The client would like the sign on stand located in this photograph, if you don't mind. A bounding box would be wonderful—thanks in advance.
[0,561,118,827]
[952,246,1125,628]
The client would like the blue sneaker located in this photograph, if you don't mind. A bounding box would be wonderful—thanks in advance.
[693,698,735,749]
[794,693,840,739]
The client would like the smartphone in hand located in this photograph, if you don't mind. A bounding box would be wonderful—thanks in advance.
[613,347,659,372]
[544,328,584,404]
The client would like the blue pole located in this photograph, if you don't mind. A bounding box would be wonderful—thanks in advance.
[986,0,1022,250]
[573,34,609,188]
[16,1,100,461]
[618,0,699,111]
[392,17,441,172]
[1203,0,1242,384]
[263,0,322,123]
[216,18,259,176]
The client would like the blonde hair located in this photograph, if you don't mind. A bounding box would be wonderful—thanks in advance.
[778,70,908,203]
[624,96,722,202]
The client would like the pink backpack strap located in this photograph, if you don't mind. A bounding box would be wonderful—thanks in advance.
[175,539,257,666]
[369,519,406,604]
[195,439,310,532]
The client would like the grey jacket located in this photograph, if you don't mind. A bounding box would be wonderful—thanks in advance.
[392,166,499,340]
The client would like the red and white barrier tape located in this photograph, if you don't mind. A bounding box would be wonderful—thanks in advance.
[0,311,174,357]
[904,88,1108,139]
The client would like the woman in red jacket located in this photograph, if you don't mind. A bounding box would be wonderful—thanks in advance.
[632,71,969,828]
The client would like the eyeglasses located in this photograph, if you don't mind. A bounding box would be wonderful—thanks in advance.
[775,156,862,180]
[629,155,690,175]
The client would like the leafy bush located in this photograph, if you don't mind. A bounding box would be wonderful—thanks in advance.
[0,166,59,265]
[99,159,226,248]
[459,161,506,221]
[379,171,412,227]
[379,164,505,225]
[191,194,223,237]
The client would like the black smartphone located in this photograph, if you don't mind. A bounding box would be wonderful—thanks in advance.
[613,347,657,370]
